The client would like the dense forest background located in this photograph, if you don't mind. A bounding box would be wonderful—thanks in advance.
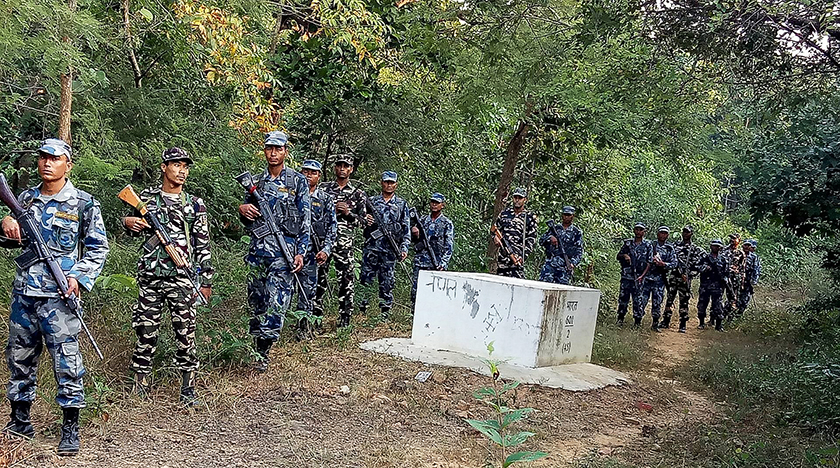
[1,0,839,465]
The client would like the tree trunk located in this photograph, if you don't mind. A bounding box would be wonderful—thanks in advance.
[122,0,143,88]
[485,119,530,273]
[58,0,77,143]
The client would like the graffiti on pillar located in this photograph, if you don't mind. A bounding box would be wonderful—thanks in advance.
[462,282,481,318]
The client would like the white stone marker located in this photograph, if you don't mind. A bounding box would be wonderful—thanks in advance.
[412,271,600,367]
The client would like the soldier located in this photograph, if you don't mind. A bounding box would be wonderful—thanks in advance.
[720,233,746,318]
[321,154,366,328]
[538,206,583,285]
[697,239,730,331]
[298,160,337,336]
[736,239,761,317]
[123,147,213,403]
[616,223,652,327]
[238,131,311,371]
[664,225,705,333]
[360,171,410,321]
[1,138,109,455]
[410,193,455,305]
[492,187,537,278]
[639,226,677,331]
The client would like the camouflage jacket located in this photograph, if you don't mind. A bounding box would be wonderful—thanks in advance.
[242,167,311,259]
[494,207,538,268]
[309,187,337,256]
[539,222,583,269]
[320,181,366,243]
[646,240,678,283]
[11,179,109,297]
[616,239,652,280]
[745,252,761,286]
[363,194,411,254]
[127,187,213,286]
[412,212,454,269]
[721,246,746,277]
[698,251,729,290]
[670,240,706,280]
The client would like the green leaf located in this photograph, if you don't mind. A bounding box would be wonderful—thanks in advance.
[502,408,534,427]
[466,419,503,445]
[473,387,497,399]
[139,7,153,22]
[503,431,536,447]
[486,341,494,355]
[503,451,548,467]
[501,381,520,393]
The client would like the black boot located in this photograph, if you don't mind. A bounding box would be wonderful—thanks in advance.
[254,337,273,373]
[616,314,625,326]
[660,317,671,329]
[380,306,391,322]
[651,319,661,332]
[678,319,687,333]
[715,317,724,331]
[697,317,706,329]
[179,371,197,407]
[337,312,351,328]
[131,372,151,398]
[358,301,369,316]
[57,407,80,456]
[633,317,642,328]
[295,318,312,342]
[3,400,34,438]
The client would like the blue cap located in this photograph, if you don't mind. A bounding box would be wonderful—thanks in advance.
[562,206,575,215]
[634,222,647,230]
[430,193,445,203]
[710,239,724,246]
[658,226,670,233]
[683,224,694,233]
[162,147,193,164]
[382,171,398,182]
[264,131,289,147]
[301,160,322,171]
[747,239,758,247]
[39,138,72,161]
[512,187,527,198]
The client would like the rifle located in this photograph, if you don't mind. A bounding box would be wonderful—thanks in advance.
[491,224,523,267]
[409,208,440,270]
[234,171,309,308]
[117,185,208,307]
[619,240,641,294]
[709,254,736,299]
[364,196,404,261]
[546,219,572,272]
[0,174,104,360]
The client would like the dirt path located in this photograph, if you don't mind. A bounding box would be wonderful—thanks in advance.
[3,319,722,468]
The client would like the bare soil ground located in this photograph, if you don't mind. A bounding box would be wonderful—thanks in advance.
[0,311,731,468]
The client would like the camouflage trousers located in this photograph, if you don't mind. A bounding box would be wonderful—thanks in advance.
[246,255,294,342]
[724,274,744,316]
[360,248,397,310]
[736,283,754,317]
[325,234,356,316]
[6,293,85,408]
[697,287,724,321]
[665,275,692,322]
[617,278,642,319]
[539,262,571,285]
[296,252,317,316]
[131,275,198,374]
[638,279,665,321]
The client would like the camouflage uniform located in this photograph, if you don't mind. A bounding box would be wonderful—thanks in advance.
[320,181,366,321]
[410,210,454,304]
[639,239,677,324]
[737,245,761,316]
[616,239,652,321]
[720,244,746,316]
[494,207,538,278]
[697,249,729,328]
[242,168,311,342]
[301,186,337,320]
[361,191,411,314]
[664,240,705,326]
[128,187,213,375]
[6,179,109,408]
[538,222,583,285]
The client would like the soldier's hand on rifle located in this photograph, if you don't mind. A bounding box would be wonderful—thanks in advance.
[239,203,260,220]
[511,253,522,266]
[65,277,80,299]
[636,274,645,283]
[292,254,304,273]
[124,216,150,233]
[200,286,212,301]
[365,214,374,226]
[623,254,631,262]
[315,251,328,265]
[399,251,408,262]
[411,226,419,238]
[493,235,502,247]
[2,215,21,241]
[550,235,558,246]
[335,201,350,215]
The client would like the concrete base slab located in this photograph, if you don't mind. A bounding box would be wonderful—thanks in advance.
[361,338,632,391]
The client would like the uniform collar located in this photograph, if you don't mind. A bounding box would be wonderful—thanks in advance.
[263,167,287,181]
[35,178,75,203]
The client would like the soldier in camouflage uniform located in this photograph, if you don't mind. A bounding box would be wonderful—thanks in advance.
[410,192,454,305]
[239,131,311,371]
[493,187,537,279]
[639,226,677,331]
[360,171,411,321]
[1,138,109,456]
[736,239,761,317]
[720,233,746,318]
[697,239,729,331]
[298,160,337,336]
[320,154,366,328]
[664,225,705,333]
[123,147,213,404]
[538,206,583,285]
[616,223,652,327]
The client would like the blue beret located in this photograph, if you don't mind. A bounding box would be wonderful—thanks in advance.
[39,138,72,161]
[430,192,445,203]
[264,131,288,147]
[301,160,322,171]
[382,171,398,182]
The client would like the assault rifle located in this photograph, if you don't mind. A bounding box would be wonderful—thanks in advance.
[491,224,523,267]
[409,208,439,270]
[118,185,208,307]
[364,196,404,260]
[546,219,572,272]
[709,254,736,299]
[234,171,308,307]
[0,174,104,360]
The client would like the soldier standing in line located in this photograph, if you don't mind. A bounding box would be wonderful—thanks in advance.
[639,226,677,332]
[720,233,746,318]
[410,192,454,306]
[492,187,537,278]
[298,160,336,336]
[123,147,213,404]
[321,154,366,328]
[238,131,311,372]
[538,205,583,285]
[616,223,652,327]
[736,239,761,317]
[1,138,109,456]
[360,171,410,321]
[697,239,730,331]
[664,225,705,333]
